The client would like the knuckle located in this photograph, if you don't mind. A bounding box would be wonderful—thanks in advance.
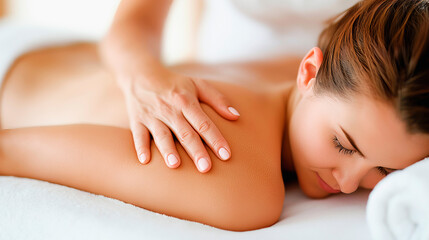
[178,129,196,143]
[158,103,176,119]
[159,103,173,114]
[171,112,185,124]
[155,129,171,141]
[197,120,211,133]
[211,138,225,149]
[183,101,201,117]
[136,113,152,126]
[189,100,200,110]
[173,92,190,106]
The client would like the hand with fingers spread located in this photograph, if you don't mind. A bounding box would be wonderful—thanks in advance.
[123,70,240,173]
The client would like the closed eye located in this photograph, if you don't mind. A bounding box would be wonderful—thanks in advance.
[333,136,356,155]
[333,136,395,176]
[376,167,396,176]
[332,136,396,176]
[376,167,389,176]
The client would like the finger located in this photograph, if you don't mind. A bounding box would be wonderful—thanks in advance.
[168,114,212,173]
[182,100,232,162]
[148,120,181,169]
[129,119,151,164]
[193,78,240,120]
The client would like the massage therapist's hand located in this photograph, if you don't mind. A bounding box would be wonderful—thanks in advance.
[121,68,240,173]
[100,0,239,172]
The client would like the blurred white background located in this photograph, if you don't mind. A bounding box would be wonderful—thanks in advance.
[4,0,120,38]
[0,0,359,64]
[0,0,197,65]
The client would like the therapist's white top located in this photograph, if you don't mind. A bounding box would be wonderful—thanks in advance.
[196,0,359,63]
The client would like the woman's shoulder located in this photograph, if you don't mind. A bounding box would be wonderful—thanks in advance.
[171,62,291,178]
[168,62,290,229]
[183,66,289,227]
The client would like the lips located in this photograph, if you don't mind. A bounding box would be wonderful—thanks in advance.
[316,173,341,194]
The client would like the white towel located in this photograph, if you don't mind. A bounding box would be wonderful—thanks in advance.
[367,157,429,240]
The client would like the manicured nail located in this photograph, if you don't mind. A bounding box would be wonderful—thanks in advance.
[218,147,230,160]
[139,153,147,164]
[228,107,240,116]
[167,154,179,167]
[198,158,210,172]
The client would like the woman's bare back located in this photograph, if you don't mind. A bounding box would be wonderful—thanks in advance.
[0,43,300,230]
[0,43,129,129]
[0,43,299,130]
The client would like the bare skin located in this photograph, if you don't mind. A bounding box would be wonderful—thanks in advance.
[0,43,301,231]
[0,0,5,18]
[3,43,426,232]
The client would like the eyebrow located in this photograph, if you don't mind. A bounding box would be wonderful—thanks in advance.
[340,126,365,158]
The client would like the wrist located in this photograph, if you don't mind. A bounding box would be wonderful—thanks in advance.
[117,61,173,90]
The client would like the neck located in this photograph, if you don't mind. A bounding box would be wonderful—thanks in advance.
[281,84,301,173]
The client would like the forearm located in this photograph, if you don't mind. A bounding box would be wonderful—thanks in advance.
[0,125,142,201]
[99,0,172,91]
[0,124,282,231]
[0,124,215,225]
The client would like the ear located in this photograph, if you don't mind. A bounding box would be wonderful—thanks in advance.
[296,47,323,94]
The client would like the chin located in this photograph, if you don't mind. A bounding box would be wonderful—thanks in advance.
[301,186,330,199]
[296,174,331,199]
[305,191,331,199]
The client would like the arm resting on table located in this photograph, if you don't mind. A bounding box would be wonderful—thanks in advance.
[0,124,284,231]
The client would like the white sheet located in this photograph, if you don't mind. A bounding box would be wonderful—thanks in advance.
[0,176,371,240]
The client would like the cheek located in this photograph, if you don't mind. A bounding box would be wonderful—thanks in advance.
[290,102,335,169]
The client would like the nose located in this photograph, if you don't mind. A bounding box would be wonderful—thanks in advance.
[332,160,370,194]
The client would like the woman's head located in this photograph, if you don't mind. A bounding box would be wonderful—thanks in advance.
[315,0,428,135]
[287,0,429,198]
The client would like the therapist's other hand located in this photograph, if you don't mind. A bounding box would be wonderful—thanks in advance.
[123,70,240,173]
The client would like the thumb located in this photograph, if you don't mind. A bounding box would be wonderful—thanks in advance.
[193,78,240,120]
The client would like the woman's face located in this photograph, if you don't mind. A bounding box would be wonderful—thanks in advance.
[288,88,429,199]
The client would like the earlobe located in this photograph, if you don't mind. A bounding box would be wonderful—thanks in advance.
[296,47,323,92]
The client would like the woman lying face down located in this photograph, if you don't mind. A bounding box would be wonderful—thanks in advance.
[0,0,428,231]
[284,0,429,198]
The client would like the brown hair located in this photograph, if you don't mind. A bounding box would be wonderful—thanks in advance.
[314,0,429,134]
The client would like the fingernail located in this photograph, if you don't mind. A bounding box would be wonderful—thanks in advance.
[228,107,240,116]
[139,153,147,164]
[198,158,210,172]
[218,147,230,160]
[167,154,179,167]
